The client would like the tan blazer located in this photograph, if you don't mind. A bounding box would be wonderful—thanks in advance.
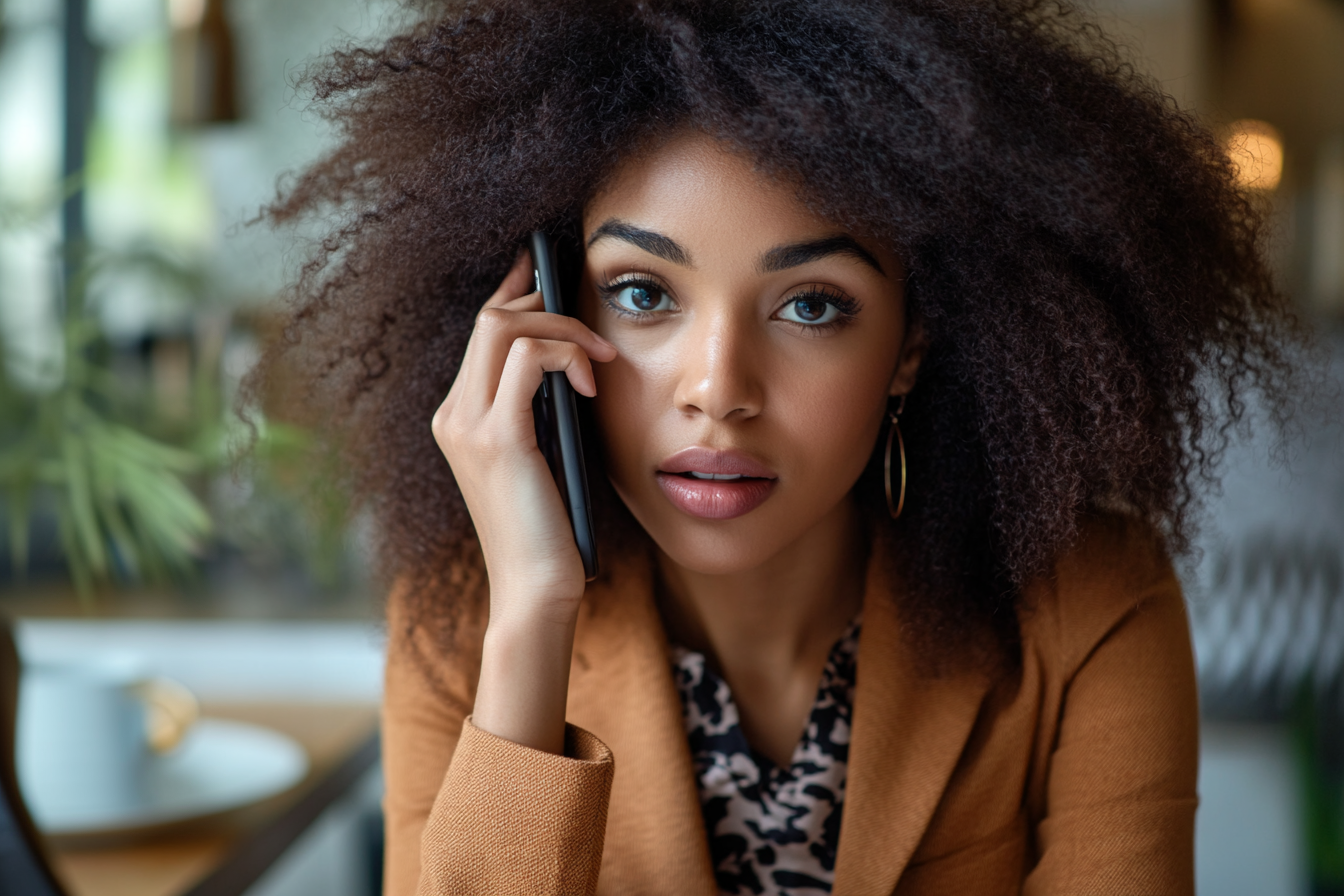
[382,514,1199,895]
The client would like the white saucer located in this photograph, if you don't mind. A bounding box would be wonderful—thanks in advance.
[26,718,309,837]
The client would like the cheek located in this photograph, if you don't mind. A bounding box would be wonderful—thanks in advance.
[591,350,666,477]
[774,357,891,484]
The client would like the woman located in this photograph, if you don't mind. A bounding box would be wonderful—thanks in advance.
[251,0,1302,893]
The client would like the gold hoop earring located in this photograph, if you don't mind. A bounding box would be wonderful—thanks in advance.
[884,395,907,520]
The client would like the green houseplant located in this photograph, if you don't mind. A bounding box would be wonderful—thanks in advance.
[0,196,212,598]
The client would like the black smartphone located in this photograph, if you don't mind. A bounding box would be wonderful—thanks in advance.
[529,231,599,581]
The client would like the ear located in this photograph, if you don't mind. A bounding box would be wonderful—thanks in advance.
[888,317,927,398]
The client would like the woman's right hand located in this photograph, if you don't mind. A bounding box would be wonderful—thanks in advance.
[430,249,616,754]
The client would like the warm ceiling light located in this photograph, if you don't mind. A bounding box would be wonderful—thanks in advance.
[168,0,207,30]
[1226,120,1284,191]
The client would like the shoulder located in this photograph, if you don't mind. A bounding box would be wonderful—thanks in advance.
[1017,511,1187,681]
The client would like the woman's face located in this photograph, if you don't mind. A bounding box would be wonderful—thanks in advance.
[580,130,921,576]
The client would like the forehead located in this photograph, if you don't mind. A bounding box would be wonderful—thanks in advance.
[582,130,852,259]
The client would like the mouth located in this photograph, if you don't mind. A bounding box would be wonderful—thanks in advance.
[656,448,777,520]
[679,471,750,481]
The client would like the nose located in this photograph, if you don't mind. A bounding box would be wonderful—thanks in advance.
[673,311,765,421]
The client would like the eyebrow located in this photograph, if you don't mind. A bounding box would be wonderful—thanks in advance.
[585,220,885,277]
[586,220,692,266]
[758,235,885,276]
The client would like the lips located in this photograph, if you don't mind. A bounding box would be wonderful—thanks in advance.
[656,448,777,520]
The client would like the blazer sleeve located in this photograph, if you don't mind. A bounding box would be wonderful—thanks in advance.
[416,718,614,895]
[382,586,616,896]
[1024,522,1200,895]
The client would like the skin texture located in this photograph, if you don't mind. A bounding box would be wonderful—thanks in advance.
[433,131,923,761]
[582,132,922,764]
[250,0,1304,672]
[431,254,616,754]
[247,10,1301,887]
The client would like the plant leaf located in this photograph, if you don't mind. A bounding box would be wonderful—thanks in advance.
[61,435,108,579]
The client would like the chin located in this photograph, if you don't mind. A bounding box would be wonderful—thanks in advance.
[651,528,784,576]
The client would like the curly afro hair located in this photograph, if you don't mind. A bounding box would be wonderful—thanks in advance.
[249,0,1302,659]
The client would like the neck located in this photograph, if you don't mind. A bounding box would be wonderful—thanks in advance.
[655,498,868,677]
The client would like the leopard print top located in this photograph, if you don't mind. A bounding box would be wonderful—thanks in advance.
[670,617,860,896]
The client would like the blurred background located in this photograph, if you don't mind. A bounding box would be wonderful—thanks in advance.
[0,0,1340,893]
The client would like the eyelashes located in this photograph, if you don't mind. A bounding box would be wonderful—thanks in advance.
[781,284,861,329]
[595,273,862,332]
[596,274,676,318]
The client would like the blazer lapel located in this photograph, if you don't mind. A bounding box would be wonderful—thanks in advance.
[567,554,718,896]
[832,551,993,896]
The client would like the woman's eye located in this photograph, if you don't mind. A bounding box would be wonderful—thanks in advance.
[778,296,842,325]
[611,283,675,314]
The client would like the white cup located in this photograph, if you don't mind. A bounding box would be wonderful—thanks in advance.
[15,655,197,825]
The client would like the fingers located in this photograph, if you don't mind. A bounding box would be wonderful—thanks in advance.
[482,249,537,310]
[435,334,600,468]
[496,337,600,414]
[463,309,616,408]
[438,248,616,454]
[499,290,544,313]
[476,308,616,365]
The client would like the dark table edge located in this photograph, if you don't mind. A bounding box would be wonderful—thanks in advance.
[180,731,381,896]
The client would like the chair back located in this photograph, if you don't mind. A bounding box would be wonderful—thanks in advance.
[0,617,67,895]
